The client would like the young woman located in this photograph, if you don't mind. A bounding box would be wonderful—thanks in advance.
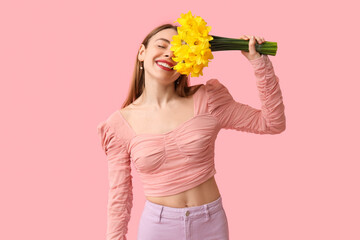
[97,23,286,240]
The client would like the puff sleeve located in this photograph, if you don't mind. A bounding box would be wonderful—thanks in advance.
[205,54,286,134]
[97,120,133,240]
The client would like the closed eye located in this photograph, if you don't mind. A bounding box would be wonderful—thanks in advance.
[157,45,166,49]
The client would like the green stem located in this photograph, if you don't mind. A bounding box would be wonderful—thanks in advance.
[209,35,277,56]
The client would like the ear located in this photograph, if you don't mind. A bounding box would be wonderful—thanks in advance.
[138,44,146,62]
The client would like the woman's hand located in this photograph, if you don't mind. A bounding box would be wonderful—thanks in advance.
[239,35,265,61]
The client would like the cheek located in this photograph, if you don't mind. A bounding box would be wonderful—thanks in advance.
[144,56,156,67]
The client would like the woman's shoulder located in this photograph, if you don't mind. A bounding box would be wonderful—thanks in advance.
[118,100,147,123]
[118,104,134,120]
[189,82,206,96]
[191,79,228,99]
[98,108,134,140]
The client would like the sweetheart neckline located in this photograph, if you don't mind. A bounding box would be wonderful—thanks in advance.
[117,86,204,137]
[118,112,208,137]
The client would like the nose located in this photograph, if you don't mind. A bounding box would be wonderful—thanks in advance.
[164,49,174,58]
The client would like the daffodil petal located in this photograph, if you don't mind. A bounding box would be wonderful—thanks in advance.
[170,11,213,77]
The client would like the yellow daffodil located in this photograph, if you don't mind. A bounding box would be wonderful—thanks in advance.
[170,11,278,77]
[170,11,214,77]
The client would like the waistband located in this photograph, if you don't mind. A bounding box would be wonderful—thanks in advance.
[144,195,223,221]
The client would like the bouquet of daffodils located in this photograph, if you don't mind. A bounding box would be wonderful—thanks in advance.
[170,11,277,77]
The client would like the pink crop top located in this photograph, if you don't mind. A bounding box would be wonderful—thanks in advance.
[97,54,286,240]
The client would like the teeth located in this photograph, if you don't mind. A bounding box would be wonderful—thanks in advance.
[157,62,172,69]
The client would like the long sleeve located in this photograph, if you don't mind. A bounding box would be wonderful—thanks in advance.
[97,120,133,240]
[204,54,286,134]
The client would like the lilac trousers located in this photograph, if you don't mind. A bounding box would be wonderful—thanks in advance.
[137,195,229,240]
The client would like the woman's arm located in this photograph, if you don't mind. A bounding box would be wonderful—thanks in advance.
[97,121,133,240]
[205,54,286,134]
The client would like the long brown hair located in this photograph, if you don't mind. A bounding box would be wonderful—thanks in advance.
[121,23,202,109]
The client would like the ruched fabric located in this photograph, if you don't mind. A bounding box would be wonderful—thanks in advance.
[97,121,133,240]
[97,54,286,240]
[205,54,286,134]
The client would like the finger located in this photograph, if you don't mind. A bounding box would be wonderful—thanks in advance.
[257,37,266,44]
[252,36,260,44]
[249,36,256,54]
[241,35,266,43]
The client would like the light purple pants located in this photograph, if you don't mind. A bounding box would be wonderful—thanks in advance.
[137,195,229,240]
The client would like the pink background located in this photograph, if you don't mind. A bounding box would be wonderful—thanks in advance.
[1,0,359,239]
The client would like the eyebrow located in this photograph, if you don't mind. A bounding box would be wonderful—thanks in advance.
[155,38,171,44]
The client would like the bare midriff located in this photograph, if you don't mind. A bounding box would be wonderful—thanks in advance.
[145,176,221,208]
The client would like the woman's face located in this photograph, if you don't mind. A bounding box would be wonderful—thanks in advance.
[138,28,181,84]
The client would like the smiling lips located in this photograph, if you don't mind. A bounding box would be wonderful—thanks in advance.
[156,60,174,71]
